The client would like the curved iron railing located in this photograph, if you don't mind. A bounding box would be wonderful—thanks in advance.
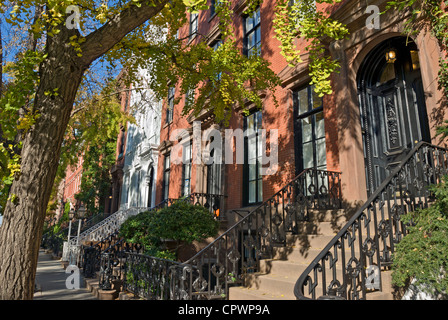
[294,142,448,300]
[83,169,341,299]
[168,168,342,299]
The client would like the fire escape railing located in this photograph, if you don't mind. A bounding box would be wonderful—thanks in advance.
[294,142,448,300]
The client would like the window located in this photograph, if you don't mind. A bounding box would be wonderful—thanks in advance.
[181,143,192,196]
[244,7,261,57]
[166,87,175,124]
[185,87,195,107]
[189,12,198,40]
[162,154,171,201]
[206,139,222,195]
[118,130,126,159]
[244,110,263,205]
[294,85,326,171]
[212,40,223,82]
[211,0,223,16]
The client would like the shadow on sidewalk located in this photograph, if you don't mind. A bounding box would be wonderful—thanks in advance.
[34,249,98,300]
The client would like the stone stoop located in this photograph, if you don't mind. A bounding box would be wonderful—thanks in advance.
[228,208,396,300]
[229,209,348,300]
[84,271,119,300]
[366,271,395,300]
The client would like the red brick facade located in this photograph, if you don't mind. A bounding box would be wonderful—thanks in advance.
[154,0,446,213]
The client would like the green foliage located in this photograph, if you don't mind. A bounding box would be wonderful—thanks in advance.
[273,0,349,96]
[0,0,351,215]
[119,201,220,259]
[151,201,220,242]
[0,49,45,213]
[392,178,448,294]
[386,0,448,106]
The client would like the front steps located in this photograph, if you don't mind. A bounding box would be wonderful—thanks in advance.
[229,208,396,300]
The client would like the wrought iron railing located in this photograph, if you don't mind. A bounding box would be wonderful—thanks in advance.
[79,231,124,278]
[187,193,227,220]
[123,252,185,300]
[98,240,143,291]
[165,169,342,299]
[65,206,148,264]
[294,142,448,300]
[86,169,340,299]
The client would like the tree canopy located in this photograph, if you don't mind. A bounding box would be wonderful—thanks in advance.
[0,0,348,216]
[0,0,350,299]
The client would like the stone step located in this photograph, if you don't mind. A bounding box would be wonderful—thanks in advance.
[229,285,293,300]
[258,259,312,277]
[284,234,337,251]
[366,270,395,300]
[307,209,350,224]
[242,272,298,300]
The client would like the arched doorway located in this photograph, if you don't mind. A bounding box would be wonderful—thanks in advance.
[357,36,431,194]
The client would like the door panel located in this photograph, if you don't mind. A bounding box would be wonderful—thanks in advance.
[358,37,430,194]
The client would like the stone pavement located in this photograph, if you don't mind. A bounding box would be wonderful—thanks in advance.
[33,249,98,300]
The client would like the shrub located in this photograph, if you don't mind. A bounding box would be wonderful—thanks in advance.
[119,200,220,259]
[392,178,448,295]
[150,200,220,243]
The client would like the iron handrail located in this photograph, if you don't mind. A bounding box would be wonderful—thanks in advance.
[170,168,342,299]
[92,168,342,299]
[185,168,341,264]
[294,141,448,300]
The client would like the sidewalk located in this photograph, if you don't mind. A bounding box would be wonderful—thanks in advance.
[33,249,98,300]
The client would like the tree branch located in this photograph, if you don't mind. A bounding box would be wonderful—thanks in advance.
[79,0,170,67]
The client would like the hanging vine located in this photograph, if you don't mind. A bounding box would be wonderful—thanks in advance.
[386,0,448,135]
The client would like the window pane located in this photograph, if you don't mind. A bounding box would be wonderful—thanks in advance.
[301,117,312,143]
[165,155,170,169]
[256,111,262,129]
[254,8,260,24]
[297,87,309,115]
[248,32,255,49]
[257,178,263,201]
[257,159,263,176]
[246,17,253,31]
[245,8,261,57]
[247,113,255,130]
[315,112,325,139]
[248,136,256,161]
[249,164,256,180]
[312,87,323,110]
[183,143,192,163]
[302,142,313,169]
[249,181,256,203]
[316,138,327,168]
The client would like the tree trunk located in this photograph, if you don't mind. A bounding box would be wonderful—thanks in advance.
[0,26,86,300]
[0,0,169,300]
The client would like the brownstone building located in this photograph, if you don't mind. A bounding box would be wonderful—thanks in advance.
[155,0,446,217]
